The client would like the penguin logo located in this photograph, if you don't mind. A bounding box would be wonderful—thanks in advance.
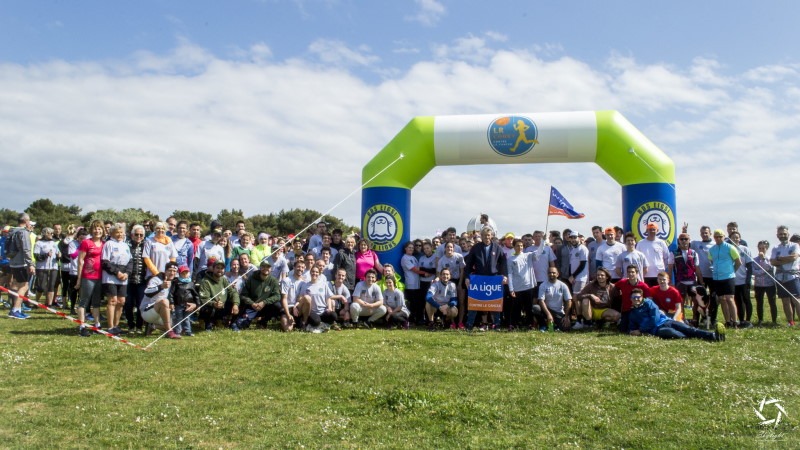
[362,204,404,252]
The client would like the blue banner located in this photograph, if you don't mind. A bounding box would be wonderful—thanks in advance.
[467,275,504,312]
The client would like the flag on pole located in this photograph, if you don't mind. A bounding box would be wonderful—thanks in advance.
[548,186,585,219]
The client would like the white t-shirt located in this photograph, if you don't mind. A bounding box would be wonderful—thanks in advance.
[596,241,626,276]
[636,238,673,278]
[401,254,420,290]
[437,253,465,280]
[507,251,536,292]
[526,243,556,284]
[353,281,383,304]
[280,276,306,307]
[569,244,589,282]
[537,279,572,314]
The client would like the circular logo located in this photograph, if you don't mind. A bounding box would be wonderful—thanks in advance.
[362,204,403,252]
[631,201,675,245]
[487,115,539,157]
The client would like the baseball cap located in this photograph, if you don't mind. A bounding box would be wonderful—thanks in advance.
[1,225,10,232]
[604,227,614,235]
[646,223,659,231]
[178,265,190,274]
[260,259,272,267]
[503,232,515,239]
[569,231,579,238]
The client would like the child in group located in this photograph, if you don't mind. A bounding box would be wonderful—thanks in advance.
[425,267,458,331]
[171,265,199,336]
[383,277,410,329]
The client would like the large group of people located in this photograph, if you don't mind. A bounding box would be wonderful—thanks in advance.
[1,212,799,343]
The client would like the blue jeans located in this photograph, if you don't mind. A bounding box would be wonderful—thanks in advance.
[466,310,501,329]
[172,304,192,334]
[656,319,714,341]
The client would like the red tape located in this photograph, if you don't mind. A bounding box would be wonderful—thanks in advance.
[0,285,148,351]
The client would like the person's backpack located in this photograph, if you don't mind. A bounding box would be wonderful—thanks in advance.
[5,229,20,260]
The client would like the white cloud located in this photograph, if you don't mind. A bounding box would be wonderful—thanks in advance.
[406,0,446,26]
[1,36,799,246]
[308,39,379,67]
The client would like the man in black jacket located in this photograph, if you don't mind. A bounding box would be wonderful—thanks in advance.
[464,227,507,331]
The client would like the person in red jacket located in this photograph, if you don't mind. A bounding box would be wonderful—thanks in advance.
[611,265,650,333]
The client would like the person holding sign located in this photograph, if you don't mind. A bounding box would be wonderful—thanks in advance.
[425,267,458,331]
[463,227,507,331]
[532,267,572,331]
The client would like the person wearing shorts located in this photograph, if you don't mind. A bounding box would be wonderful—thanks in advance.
[33,227,60,307]
[101,224,131,336]
[573,267,619,329]
[770,225,800,326]
[141,261,181,339]
[6,214,35,319]
[708,229,741,328]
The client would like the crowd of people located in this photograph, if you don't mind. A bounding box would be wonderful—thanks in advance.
[1,212,799,342]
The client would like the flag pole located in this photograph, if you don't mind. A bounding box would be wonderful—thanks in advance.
[544,186,552,243]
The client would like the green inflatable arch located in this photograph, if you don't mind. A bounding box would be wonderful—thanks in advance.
[361,110,676,268]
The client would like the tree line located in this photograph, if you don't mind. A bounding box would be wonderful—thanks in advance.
[1,198,358,237]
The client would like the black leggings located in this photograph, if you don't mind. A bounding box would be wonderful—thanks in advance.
[734,284,752,322]
[754,285,777,323]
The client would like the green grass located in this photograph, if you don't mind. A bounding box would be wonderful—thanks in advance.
[1,309,799,449]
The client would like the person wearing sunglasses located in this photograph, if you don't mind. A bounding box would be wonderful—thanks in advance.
[628,288,725,342]
[672,232,703,311]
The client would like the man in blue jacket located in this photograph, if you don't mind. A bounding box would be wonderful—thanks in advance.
[628,288,725,342]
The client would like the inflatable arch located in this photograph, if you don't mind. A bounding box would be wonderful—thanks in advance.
[361,111,676,268]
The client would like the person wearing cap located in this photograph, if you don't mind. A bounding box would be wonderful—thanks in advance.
[140,261,181,339]
[198,258,240,331]
[628,287,726,342]
[170,265,199,336]
[233,259,281,331]
[636,222,673,287]
[500,232,515,258]
[596,227,626,283]
[205,220,223,241]
[6,214,35,320]
[770,225,800,327]
[708,228,742,328]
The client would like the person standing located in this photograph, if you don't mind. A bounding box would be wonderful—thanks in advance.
[6,214,35,319]
[463,227,507,331]
[708,229,743,329]
[770,225,800,326]
[752,240,777,325]
[636,223,672,287]
[75,221,105,336]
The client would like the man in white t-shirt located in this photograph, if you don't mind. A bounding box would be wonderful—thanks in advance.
[350,268,386,328]
[636,223,673,287]
[567,232,589,293]
[596,227,626,282]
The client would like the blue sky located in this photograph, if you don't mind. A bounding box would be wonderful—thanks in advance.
[1,0,799,243]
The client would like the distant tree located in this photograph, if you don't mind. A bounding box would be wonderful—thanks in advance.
[216,209,250,232]
[0,208,20,227]
[171,210,213,229]
[83,208,160,226]
[248,214,276,236]
[24,198,82,229]
[257,209,356,237]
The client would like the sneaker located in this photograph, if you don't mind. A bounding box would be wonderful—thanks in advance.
[205,322,214,332]
[8,310,28,320]
[788,321,796,327]
[21,305,32,312]
[143,324,154,337]
[310,326,323,334]
[715,322,726,342]
[342,321,353,328]
[571,322,585,330]
[166,331,182,339]
[79,326,92,337]
[108,327,121,336]
[739,321,754,329]
[478,325,488,332]
[449,322,457,330]
[402,321,410,330]
[539,326,548,332]
[458,322,465,330]
[508,325,515,332]
[85,313,94,322]
[356,321,370,330]
[230,324,241,333]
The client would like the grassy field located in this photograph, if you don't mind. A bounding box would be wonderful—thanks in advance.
[1,308,798,449]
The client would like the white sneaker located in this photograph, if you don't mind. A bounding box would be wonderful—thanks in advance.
[310,326,323,334]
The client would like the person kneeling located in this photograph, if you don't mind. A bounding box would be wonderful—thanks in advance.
[425,268,458,331]
[141,262,181,339]
[233,259,281,331]
[297,266,337,333]
[628,288,725,342]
